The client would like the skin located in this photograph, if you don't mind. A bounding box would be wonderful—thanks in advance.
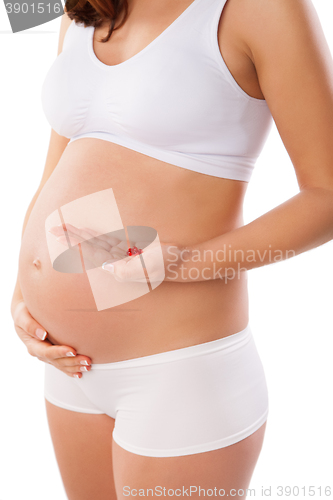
[11,0,333,498]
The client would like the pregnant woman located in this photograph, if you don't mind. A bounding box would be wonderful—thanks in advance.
[11,0,333,498]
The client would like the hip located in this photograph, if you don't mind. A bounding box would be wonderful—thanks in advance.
[44,321,269,457]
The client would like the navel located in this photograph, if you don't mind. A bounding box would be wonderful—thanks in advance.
[33,258,41,269]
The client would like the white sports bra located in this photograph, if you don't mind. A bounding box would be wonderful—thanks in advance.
[41,0,273,181]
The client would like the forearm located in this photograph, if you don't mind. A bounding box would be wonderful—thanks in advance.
[171,187,333,282]
[11,187,42,317]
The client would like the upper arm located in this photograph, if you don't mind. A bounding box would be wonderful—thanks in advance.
[236,0,333,191]
[38,12,73,192]
[57,7,73,55]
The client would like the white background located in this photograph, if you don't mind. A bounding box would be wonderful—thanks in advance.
[0,0,332,498]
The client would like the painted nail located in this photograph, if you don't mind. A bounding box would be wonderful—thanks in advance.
[102,262,114,273]
[80,360,89,365]
[66,352,75,357]
[80,366,88,372]
[73,374,80,378]
[36,328,47,340]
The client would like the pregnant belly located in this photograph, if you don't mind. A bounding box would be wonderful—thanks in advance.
[18,139,249,362]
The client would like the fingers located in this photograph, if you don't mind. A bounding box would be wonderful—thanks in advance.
[13,302,48,341]
[49,223,132,255]
[50,224,86,244]
[104,254,146,282]
[80,226,122,247]
[79,236,126,265]
[56,234,82,246]
[26,337,92,378]
[52,234,126,270]
[110,247,127,259]
[116,240,129,252]
[82,227,127,250]
[49,225,108,252]
[40,345,92,378]
[12,301,92,378]
[80,243,113,269]
[76,234,127,264]
[103,244,165,283]
[48,224,151,272]
[96,231,122,247]
[50,224,115,252]
[67,225,113,252]
[54,232,113,269]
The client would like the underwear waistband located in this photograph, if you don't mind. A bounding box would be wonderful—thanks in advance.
[91,323,252,370]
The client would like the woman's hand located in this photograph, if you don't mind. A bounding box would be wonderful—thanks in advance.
[12,301,91,378]
[48,223,128,269]
[102,242,187,283]
[48,223,188,283]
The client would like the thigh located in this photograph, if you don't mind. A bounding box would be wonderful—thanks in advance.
[112,422,267,499]
[45,399,117,500]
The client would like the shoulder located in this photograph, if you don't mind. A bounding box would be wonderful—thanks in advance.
[57,9,74,55]
[228,0,326,65]
[231,0,333,191]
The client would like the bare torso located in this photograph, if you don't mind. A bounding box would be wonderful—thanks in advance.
[18,0,265,363]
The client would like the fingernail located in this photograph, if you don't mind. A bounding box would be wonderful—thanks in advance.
[80,366,88,371]
[66,352,75,357]
[80,360,89,365]
[73,374,80,378]
[36,328,47,340]
[102,262,114,273]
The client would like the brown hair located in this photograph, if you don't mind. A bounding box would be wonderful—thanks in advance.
[64,0,129,42]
